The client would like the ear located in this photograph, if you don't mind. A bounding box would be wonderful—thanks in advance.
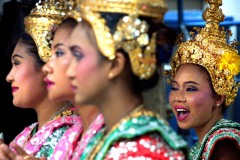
[107,52,126,80]
[215,95,225,108]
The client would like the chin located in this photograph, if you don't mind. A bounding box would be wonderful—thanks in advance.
[178,122,191,130]
[49,94,64,102]
[13,101,31,109]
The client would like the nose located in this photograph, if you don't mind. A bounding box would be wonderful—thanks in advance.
[6,72,14,83]
[42,62,52,76]
[174,91,186,102]
[66,61,76,80]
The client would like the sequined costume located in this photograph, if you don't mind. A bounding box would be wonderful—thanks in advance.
[50,114,104,160]
[66,0,187,159]
[190,119,240,160]
[81,106,187,160]
[12,107,81,159]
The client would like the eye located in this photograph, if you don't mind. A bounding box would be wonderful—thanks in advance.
[12,59,20,66]
[72,50,84,61]
[186,86,198,92]
[55,50,64,57]
[170,85,178,91]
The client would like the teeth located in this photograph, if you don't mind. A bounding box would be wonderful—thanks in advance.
[176,109,188,112]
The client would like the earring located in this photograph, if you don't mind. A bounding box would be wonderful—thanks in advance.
[108,72,113,78]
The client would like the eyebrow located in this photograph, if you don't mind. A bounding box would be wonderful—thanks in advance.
[69,45,82,52]
[171,80,200,85]
[185,81,200,85]
[52,43,64,50]
[12,54,23,59]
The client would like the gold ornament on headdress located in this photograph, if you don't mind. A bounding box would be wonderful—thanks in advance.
[68,0,167,79]
[24,0,75,62]
[168,0,240,106]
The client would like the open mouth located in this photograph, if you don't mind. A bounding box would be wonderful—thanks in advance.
[176,108,190,121]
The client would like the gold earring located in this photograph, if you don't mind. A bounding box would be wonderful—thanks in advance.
[108,72,113,78]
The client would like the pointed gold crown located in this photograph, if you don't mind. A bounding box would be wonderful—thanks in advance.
[68,0,167,79]
[24,0,75,62]
[169,0,240,106]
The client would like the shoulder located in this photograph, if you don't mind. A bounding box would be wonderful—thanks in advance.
[13,123,38,144]
[210,139,240,160]
[202,126,240,159]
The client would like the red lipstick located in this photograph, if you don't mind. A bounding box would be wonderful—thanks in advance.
[174,106,190,121]
[11,86,19,93]
[44,78,55,89]
[71,85,77,91]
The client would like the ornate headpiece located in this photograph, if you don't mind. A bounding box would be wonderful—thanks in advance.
[168,0,240,106]
[24,0,75,62]
[68,0,168,79]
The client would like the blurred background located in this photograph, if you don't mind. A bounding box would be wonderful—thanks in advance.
[0,0,239,146]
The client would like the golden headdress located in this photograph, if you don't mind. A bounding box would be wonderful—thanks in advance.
[169,0,240,106]
[68,0,168,79]
[24,0,75,62]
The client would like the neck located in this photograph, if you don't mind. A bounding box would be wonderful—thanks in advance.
[75,104,100,136]
[35,100,71,129]
[195,113,223,143]
[98,92,142,133]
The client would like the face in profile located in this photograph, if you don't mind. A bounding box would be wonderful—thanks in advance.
[43,25,74,102]
[6,41,46,108]
[169,64,217,130]
[67,23,110,106]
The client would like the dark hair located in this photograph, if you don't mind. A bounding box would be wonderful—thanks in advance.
[18,33,45,70]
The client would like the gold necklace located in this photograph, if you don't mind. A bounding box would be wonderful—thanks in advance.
[50,102,73,120]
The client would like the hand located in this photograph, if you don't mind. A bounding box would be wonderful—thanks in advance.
[0,143,16,160]
[10,142,46,160]
[15,155,47,160]
[0,142,46,160]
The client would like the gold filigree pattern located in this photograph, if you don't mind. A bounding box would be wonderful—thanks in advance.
[24,0,75,62]
[168,0,240,106]
[68,0,167,79]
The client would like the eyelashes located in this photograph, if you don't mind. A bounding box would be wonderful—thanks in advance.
[72,50,84,61]
[170,85,198,92]
[55,50,64,57]
[12,60,20,66]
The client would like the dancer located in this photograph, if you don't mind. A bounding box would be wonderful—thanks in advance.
[168,0,240,159]
[67,0,188,159]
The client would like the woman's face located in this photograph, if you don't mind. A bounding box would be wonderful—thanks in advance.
[6,41,46,108]
[169,64,216,130]
[67,24,110,106]
[42,26,74,102]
